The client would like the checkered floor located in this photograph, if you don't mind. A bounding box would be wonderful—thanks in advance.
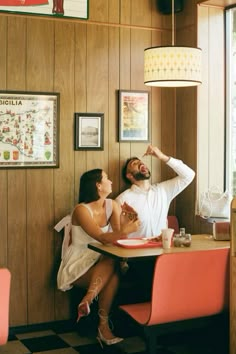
[0,314,229,354]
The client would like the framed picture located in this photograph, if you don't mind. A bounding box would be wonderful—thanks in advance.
[0,91,59,168]
[74,113,104,151]
[118,90,149,142]
[0,0,88,19]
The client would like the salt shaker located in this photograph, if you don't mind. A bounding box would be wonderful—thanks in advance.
[183,234,191,247]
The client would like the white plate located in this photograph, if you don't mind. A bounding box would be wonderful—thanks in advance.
[116,239,148,246]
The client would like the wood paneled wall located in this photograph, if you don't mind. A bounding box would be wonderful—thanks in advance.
[0,0,199,326]
[175,0,199,232]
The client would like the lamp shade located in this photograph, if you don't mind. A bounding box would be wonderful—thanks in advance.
[144,46,202,87]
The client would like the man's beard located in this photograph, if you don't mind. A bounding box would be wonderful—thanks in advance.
[131,170,151,181]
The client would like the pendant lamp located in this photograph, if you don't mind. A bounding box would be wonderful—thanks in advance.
[144,0,202,87]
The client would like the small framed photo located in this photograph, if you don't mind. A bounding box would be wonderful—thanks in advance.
[0,90,59,168]
[74,113,104,151]
[118,90,149,142]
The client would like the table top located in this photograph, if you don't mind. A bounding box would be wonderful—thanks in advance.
[88,234,230,261]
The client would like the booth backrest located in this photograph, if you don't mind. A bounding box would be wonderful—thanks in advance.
[0,268,11,346]
[149,248,229,325]
[120,248,229,327]
[167,215,179,234]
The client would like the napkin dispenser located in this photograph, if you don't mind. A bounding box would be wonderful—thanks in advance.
[213,222,230,241]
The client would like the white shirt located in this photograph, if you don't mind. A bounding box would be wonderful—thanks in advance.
[116,157,195,238]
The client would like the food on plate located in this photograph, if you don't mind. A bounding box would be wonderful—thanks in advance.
[145,235,162,242]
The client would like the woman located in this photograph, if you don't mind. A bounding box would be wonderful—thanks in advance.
[57,169,140,347]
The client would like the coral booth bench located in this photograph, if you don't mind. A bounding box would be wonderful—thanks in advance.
[119,248,229,354]
[0,268,11,346]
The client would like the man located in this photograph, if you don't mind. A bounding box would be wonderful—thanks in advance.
[116,145,195,238]
[115,145,195,304]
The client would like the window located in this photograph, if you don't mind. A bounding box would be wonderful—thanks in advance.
[226,6,236,196]
[197,5,225,214]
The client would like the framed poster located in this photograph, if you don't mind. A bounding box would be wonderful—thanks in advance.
[0,0,88,19]
[118,90,149,142]
[0,91,59,168]
[74,112,104,151]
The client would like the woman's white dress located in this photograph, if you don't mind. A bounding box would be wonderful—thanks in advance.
[57,199,112,291]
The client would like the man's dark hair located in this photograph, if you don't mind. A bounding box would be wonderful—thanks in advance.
[122,157,140,184]
[79,168,103,203]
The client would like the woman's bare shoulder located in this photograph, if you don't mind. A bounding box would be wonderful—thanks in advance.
[72,203,92,224]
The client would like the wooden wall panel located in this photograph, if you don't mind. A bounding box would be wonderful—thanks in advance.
[0,17,7,267]
[74,22,87,204]
[0,17,6,86]
[26,19,55,324]
[0,170,7,265]
[176,87,197,232]
[8,171,27,325]
[130,28,151,165]
[108,26,120,198]
[178,0,199,30]
[89,0,108,22]
[150,86,162,185]
[109,0,120,24]
[149,28,162,185]
[6,17,28,326]
[7,17,26,89]
[120,0,131,24]
[54,21,75,218]
[27,170,54,324]
[54,21,75,320]
[86,24,108,172]
[174,2,198,233]
[131,0,152,26]
[119,23,131,193]
[161,88,176,174]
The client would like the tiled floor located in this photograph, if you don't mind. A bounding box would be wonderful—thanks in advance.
[0,314,229,354]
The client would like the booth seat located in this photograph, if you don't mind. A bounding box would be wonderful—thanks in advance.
[167,215,179,234]
[119,248,229,354]
[0,268,11,346]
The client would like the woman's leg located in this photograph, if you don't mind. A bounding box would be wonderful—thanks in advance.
[97,271,120,339]
[73,256,120,339]
[73,256,118,305]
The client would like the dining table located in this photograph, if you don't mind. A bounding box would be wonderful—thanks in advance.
[88,234,230,262]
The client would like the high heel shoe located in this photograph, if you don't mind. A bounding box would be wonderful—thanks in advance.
[96,328,123,348]
[76,301,90,323]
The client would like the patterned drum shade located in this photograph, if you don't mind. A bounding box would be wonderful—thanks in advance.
[144,46,202,87]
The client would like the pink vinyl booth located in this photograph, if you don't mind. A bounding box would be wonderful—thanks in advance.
[0,268,11,346]
[119,248,229,354]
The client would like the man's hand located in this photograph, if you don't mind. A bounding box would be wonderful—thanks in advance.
[143,145,170,163]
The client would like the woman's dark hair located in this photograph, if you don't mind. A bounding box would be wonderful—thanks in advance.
[79,168,103,203]
[122,157,139,184]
